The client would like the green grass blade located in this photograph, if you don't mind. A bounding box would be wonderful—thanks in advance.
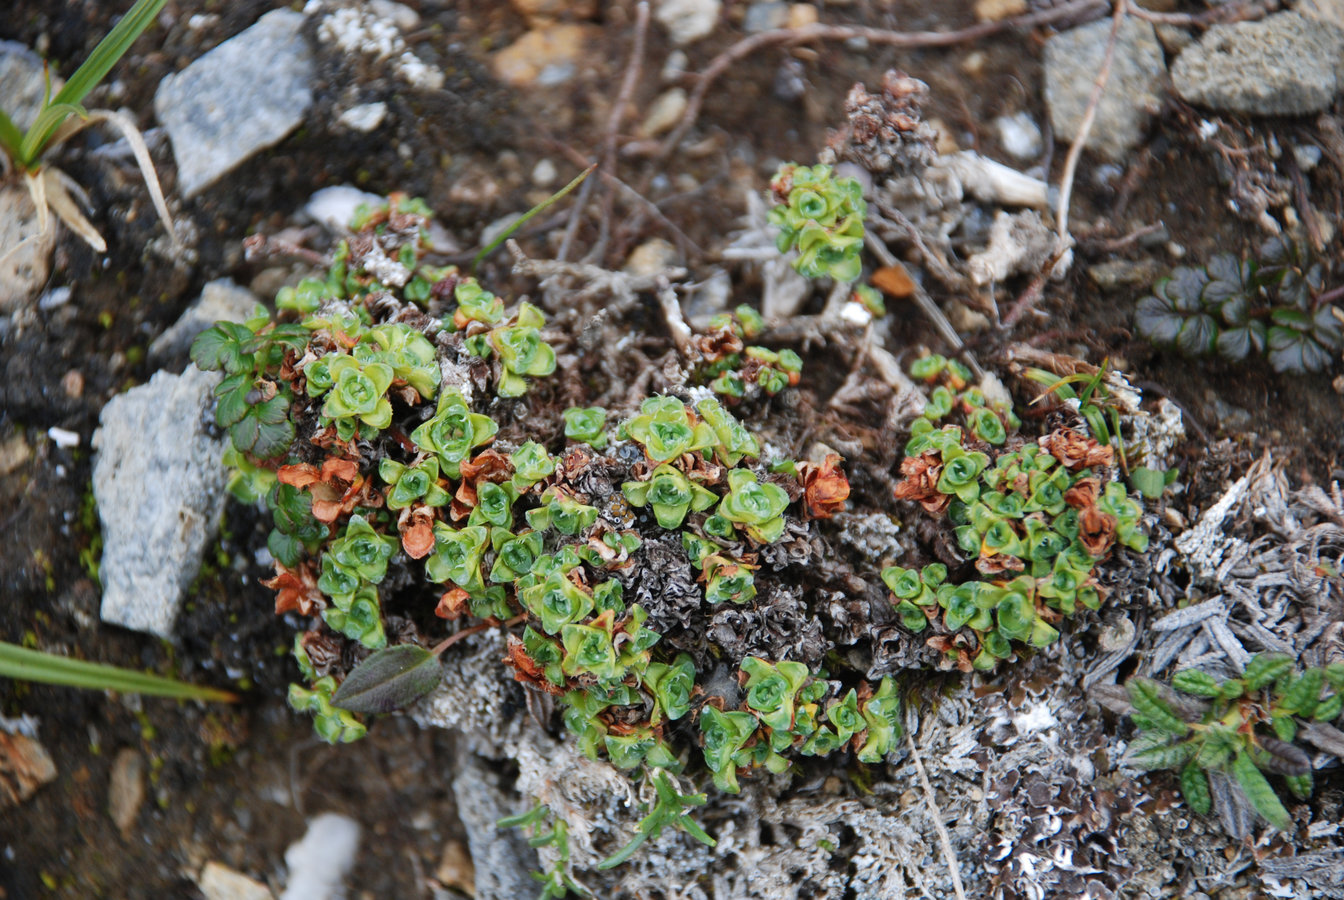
[18,0,167,164]
[0,107,24,162]
[0,641,239,703]
[472,163,596,270]
[52,0,168,109]
[17,103,86,166]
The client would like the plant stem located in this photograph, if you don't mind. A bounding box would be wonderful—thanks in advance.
[431,613,527,656]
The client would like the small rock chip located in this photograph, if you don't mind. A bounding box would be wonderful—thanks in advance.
[995,112,1042,161]
[108,748,145,836]
[974,0,1027,21]
[638,88,688,138]
[0,731,56,808]
[623,238,678,276]
[94,366,232,638]
[197,862,272,900]
[491,25,598,88]
[744,2,789,33]
[435,840,475,896]
[61,370,85,399]
[656,0,722,45]
[787,3,819,29]
[0,433,31,478]
[1171,12,1344,116]
[509,0,598,22]
[1044,17,1166,160]
[0,181,56,313]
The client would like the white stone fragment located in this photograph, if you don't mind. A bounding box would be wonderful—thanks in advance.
[281,813,362,900]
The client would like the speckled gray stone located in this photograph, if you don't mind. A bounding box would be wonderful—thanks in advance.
[1044,17,1166,161]
[149,279,259,363]
[93,366,230,638]
[1171,12,1344,116]
[154,9,314,197]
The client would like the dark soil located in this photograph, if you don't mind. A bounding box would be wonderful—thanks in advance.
[2,0,1342,896]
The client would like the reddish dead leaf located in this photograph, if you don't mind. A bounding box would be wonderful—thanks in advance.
[402,518,436,559]
[892,451,952,515]
[1078,505,1118,558]
[870,263,915,298]
[1039,428,1114,470]
[277,464,321,490]
[321,458,359,483]
[503,634,563,694]
[436,588,472,620]
[798,453,850,519]
[261,562,325,616]
[1064,477,1101,510]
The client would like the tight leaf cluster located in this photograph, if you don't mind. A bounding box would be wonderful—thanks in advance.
[1125,655,1344,830]
[889,355,1146,671]
[694,305,803,399]
[767,163,867,282]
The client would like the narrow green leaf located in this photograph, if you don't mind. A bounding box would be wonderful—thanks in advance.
[331,644,440,714]
[0,641,237,702]
[472,163,595,269]
[1180,760,1211,815]
[1130,466,1169,499]
[0,107,23,161]
[52,0,168,109]
[1231,751,1292,830]
[1127,677,1189,736]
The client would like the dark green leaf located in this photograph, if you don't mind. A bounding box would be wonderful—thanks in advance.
[331,644,440,714]
[1180,760,1212,815]
[1231,751,1292,830]
[1127,678,1189,736]
[1171,669,1221,698]
[191,323,254,374]
[1243,654,1294,691]
[213,373,251,427]
[1176,314,1218,356]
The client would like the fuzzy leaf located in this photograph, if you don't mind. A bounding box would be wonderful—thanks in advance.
[1243,654,1294,691]
[331,644,440,714]
[1231,751,1292,830]
[1171,669,1222,698]
[1180,760,1212,815]
[1127,678,1189,736]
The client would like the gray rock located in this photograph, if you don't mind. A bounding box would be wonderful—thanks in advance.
[744,2,789,33]
[0,41,59,132]
[1044,17,1165,161]
[154,9,314,197]
[149,279,259,363]
[93,366,230,638]
[454,756,538,900]
[1171,12,1344,116]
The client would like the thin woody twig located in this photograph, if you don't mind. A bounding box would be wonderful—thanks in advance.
[1123,0,1278,27]
[907,730,968,900]
[650,0,1110,159]
[1055,0,1126,251]
[431,613,527,656]
[593,1,652,263]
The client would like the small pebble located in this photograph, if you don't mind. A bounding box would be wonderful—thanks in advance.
[47,427,80,449]
[108,748,145,836]
[639,87,688,137]
[531,158,558,187]
[623,237,678,276]
[787,3,819,28]
[974,0,1027,21]
[61,370,84,398]
[996,112,1041,160]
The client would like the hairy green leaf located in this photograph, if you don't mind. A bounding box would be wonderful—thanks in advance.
[331,644,440,714]
[1231,751,1291,830]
